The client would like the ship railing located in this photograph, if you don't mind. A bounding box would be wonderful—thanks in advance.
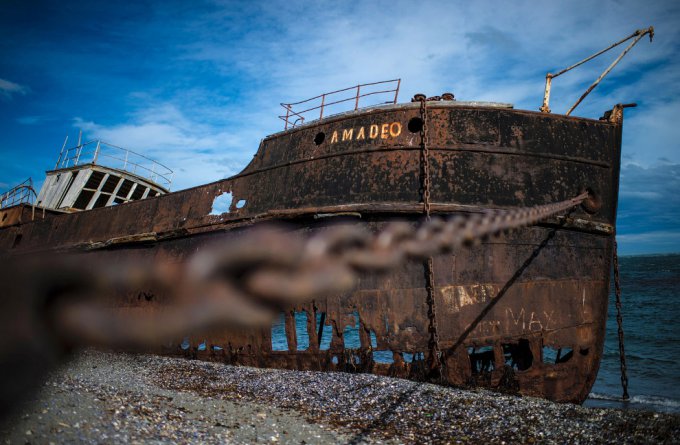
[279,79,401,130]
[54,140,174,189]
[1,178,37,209]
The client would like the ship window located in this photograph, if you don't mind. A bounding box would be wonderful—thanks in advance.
[100,175,120,194]
[84,171,105,189]
[93,193,111,208]
[73,190,95,209]
[118,179,134,198]
[314,132,325,145]
[131,185,146,200]
[408,117,424,133]
[113,197,125,205]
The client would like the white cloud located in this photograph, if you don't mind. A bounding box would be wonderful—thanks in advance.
[0,78,29,100]
[617,230,680,255]
[72,102,259,191]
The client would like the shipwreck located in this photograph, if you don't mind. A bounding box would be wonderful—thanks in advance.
[0,27,655,404]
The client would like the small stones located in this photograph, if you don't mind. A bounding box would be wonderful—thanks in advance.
[1,350,678,444]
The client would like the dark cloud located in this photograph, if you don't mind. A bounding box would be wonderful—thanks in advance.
[617,163,680,253]
[465,26,522,53]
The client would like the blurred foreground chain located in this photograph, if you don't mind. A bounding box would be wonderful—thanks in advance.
[5,191,588,351]
[0,192,589,418]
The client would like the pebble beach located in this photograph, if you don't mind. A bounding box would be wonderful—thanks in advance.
[2,351,678,444]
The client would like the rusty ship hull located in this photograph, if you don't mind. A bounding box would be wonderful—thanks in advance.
[0,101,622,403]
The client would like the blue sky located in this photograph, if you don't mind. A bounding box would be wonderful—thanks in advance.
[1,0,678,255]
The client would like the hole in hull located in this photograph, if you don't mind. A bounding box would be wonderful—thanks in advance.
[210,192,232,215]
[543,346,573,364]
[295,311,309,351]
[502,339,533,371]
[468,346,495,374]
[316,312,332,350]
[373,351,394,364]
[343,311,360,350]
[271,313,289,351]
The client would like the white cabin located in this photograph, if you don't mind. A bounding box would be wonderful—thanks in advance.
[36,140,173,212]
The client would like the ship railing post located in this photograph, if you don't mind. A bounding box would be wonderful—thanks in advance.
[75,143,83,166]
[123,150,129,171]
[394,79,401,103]
[354,84,361,110]
[93,141,101,165]
[55,135,68,169]
[284,105,291,130]
[320,94,325,119]
[540,75,553,113]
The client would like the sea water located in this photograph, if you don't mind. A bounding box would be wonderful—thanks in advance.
[271,253,680,414]
[584,253,680,414]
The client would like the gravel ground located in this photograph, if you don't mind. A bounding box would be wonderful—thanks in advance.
[1,351,678,444]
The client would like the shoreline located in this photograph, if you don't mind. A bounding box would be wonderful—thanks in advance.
[2,351,678,444]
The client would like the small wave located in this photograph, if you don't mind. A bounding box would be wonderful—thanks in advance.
[589,392,680,408]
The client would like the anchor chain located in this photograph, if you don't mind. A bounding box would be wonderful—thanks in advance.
[613,237,630,400]
[7,192,590,351]
[418,96,443,380]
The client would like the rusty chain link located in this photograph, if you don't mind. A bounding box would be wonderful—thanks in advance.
[419,97,432,221]
[418,96,443,380]
[612,238,630,400]
[8,191,590,351]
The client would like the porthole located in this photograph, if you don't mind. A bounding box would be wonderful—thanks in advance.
[408,117,424,133]
[314,132,326,145]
